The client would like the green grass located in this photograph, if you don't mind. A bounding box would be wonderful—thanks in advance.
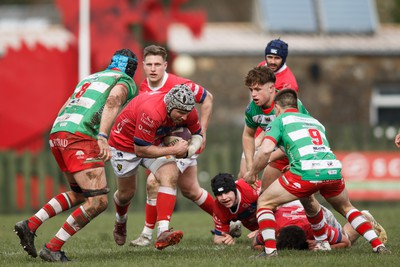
[0,203,399,267]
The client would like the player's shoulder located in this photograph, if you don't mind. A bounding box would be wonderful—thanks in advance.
[245,101,259,113]
[167,73,189,84]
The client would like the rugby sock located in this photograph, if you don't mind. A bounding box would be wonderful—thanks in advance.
[142,198,157,237]
[346,209,383,250]
[28,193,72,232]
[256,208,277,254]
[114,191,130,223]
[46,205,91,251]
[306,208,328,241]
[194,188,214,215]
[156,186,177,234]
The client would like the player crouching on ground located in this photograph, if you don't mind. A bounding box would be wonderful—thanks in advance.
[211,173,261,246]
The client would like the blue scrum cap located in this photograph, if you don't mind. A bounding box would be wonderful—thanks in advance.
[107,48,138,78]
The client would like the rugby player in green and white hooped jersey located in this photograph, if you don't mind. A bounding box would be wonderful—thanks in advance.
[244,89,390,258]
[51,68,136,137]
[14,49,139,262]
[242,66,308,189]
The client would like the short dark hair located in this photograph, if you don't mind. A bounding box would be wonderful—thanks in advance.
[211,173,237,197]
[274,89,298,109]
[276,225,309,250]
[245,66,276,88]
[143,45,168,61]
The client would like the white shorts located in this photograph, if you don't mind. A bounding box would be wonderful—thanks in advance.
[110,147,176,178]
[176,154,198,173]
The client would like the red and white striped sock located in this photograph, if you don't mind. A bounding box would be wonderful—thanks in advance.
[256,208,277,254]
[194,188,214,215]
[28,193,72,232]
[114,191,130,223]
[156,186,177,235]
[346,209,382,250]
[46,205,91,251]
[306,208,328,241]
[143,197,157,236]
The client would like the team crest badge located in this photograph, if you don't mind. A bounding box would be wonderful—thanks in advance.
[117,164,123,171]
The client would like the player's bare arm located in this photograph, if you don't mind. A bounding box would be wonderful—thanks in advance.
[198,91,213,152]
[134,139,189,158]
[97,84,129,161]
[242,125,257,172]
[244,138,275,185]
[269,148,286,164]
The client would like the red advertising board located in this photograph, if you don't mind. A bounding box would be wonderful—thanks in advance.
[335,151,400,200]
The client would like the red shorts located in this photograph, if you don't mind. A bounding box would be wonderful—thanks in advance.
[269,157,289,172]
[49,131,104,173]
[279,171,345,199]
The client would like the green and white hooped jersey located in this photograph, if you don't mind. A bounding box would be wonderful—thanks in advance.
[244,99,309,131]
[51,69,137,138]
[266,112,342,181]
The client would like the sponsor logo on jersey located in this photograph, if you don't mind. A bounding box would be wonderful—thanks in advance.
[313,146,326,151]
[265,126,272,132]
[140,112,154,127]
[75,150,85,159]
[114,118,130,134]
[138,124,152,135]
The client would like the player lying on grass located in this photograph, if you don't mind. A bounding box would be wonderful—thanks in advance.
[250,201,387,251]
[210,173,387,250]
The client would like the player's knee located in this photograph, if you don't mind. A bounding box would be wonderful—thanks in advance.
[146,177,160,194]
[159,175,179,187]
[85,195,108,216]
[180,187,198,200]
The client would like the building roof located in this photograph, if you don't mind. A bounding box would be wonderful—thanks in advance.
[168,23,400,56]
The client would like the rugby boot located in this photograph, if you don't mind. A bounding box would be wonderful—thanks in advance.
[113,221,127,246]
[250,250,278,259]
[154,228,183,250]
[361,210,388,244]
[375,245,391,254]
[130,234,152,247]
[39,245,70,262]
[14,220,37,258]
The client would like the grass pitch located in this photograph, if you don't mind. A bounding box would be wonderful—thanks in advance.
[0,203,398,267]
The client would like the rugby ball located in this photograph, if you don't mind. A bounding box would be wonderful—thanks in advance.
[163,127,192,146]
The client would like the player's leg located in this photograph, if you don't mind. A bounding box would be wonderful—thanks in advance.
[39,167,109,262]
[237,152,247,178]
[14,173,85,258]
[130,173,159,247]
[323,185,390,254]
[150,161,183,250]
[299,196,331,251]
[255,178,298,257]
[261,165,282,190]
[113,174,137,245]
[109,147,142,246]
[178,165,214,215]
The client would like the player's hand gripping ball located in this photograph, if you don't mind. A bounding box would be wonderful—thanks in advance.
[163,127,192,146]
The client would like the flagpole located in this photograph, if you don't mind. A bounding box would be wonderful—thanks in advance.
[79,0,90,80]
